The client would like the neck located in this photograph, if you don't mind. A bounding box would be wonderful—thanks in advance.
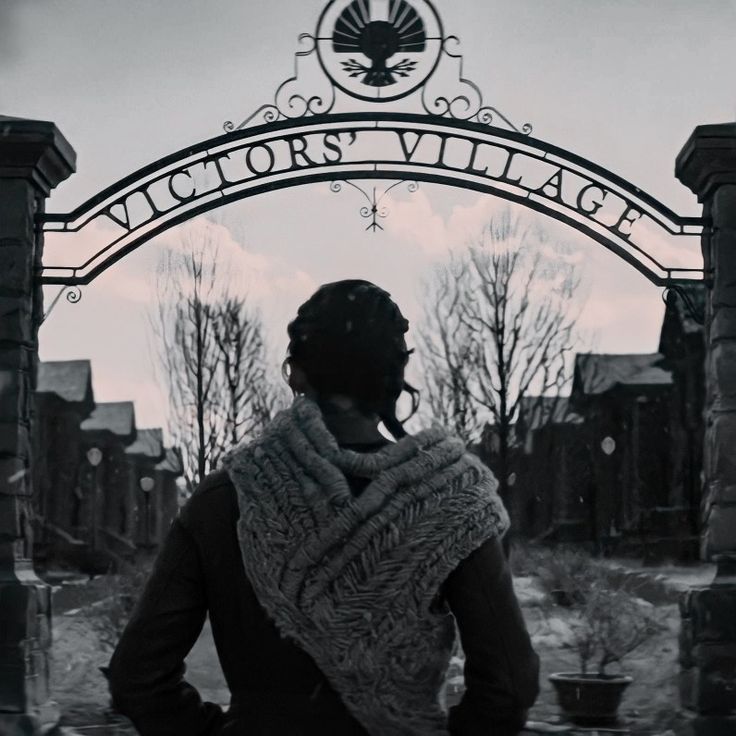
[318,397,388,445]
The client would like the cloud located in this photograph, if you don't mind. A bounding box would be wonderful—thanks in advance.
[40,215,317,435]
[44,216,317,315]
[386,190,540,258]
[385,186,669,358]
[384,188,597,262]
[383,188,449,257]
[383,186,702,288]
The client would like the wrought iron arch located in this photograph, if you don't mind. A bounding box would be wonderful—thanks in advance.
[38,0,706,312]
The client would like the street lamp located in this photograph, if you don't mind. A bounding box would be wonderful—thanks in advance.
[601,436,616,456]
[86,447,103,550]
[86,447,103,467]
[139,476,155,547]
[139,476,154,493]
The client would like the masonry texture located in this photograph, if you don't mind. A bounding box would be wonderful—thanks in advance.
[676,123,736,725]
[0,118,75,732]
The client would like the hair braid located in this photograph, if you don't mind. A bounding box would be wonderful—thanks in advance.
[286,280,419,439]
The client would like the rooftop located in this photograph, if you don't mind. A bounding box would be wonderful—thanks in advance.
[155,447,184,475]
[37,360,92,404]
[518,396,583,431]
[81,401,136,438]
[125,428,164,461]
[574,353,673,396]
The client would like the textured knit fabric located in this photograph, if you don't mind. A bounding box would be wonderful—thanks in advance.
[222,397,510,736]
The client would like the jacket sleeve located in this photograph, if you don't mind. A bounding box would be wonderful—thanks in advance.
[106,516,225,736]
[445,536,540,736]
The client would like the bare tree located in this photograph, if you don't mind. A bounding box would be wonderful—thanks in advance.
[417,258,479,441]
[212,296,283,448]
[152,243,223,491]
[418,210,582,513]
[151,225,284,493]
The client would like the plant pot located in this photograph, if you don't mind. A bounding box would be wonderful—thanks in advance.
[548,672,633,726]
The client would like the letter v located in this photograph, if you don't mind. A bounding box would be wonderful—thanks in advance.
[104,200,131,231]
[396,132,424,162]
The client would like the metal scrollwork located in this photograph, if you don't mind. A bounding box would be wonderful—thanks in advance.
[226,2,532,136]
[421,36,532,134]
[42,285,82,323]
[66,286,82,304]
[331,179,419,232]
[40,0,707,293]
[662,285,705,327]
[224,34,335,132]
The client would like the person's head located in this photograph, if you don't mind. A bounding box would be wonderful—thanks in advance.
[284,279,419,439]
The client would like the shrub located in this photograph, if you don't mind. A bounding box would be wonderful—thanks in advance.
[533,546,599,601]
[569,571,663,675]
[528,544,664,674]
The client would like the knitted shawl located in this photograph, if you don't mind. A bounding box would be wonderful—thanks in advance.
[222,397,509,736]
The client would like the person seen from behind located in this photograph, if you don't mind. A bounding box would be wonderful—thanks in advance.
[107,279,540,735]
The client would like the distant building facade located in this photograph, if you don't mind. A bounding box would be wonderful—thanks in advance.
[31,361,182,572]
[32,360,95,568]
[569,351,681,558]
[511,396,588,543]
[485,286,705,561]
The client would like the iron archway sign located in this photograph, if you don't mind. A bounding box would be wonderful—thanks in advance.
[39,0,705,302]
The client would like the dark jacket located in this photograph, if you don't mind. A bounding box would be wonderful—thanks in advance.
[108,462,539,735]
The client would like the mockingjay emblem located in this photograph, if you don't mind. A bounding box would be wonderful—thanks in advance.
[332,0,427,88]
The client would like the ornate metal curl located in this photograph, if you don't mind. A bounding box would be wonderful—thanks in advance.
[224,34,335,132]
[42,285,82,323]
[330,180,419,232]
[421,36,532,134]
[662,284,705,327]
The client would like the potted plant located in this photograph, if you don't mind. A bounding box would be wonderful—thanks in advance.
[549,577,662,726]
[535,547,591,607]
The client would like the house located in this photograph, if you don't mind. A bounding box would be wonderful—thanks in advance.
[569,352,677,557]
[504,285,705,560]
[32,360,95,568]
[658,286,705,546]
[79,401,138,570]
[124,428,165,550]
[512,396,587,542]
[153,447,184,541]
[32,357,185,573]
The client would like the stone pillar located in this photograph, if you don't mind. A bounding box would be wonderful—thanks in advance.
[0,117,75,734]
[676,124,736,732]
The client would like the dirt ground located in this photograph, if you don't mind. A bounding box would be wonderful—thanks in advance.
[49,570,696,735]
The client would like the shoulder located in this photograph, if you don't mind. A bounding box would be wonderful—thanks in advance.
[179,470,238,534]
[193,469,234,495]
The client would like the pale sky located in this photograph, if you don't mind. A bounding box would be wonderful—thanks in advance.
[2,0,735,432]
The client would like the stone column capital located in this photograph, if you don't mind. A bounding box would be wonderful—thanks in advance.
[0,116,76,195]
[676,122,736,203]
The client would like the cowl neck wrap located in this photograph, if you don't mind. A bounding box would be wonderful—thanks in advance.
[222,396,509,736]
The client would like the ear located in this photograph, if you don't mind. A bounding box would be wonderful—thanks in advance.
[288,360,312,396]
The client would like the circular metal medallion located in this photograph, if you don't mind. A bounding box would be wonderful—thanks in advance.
[316,0,444,103]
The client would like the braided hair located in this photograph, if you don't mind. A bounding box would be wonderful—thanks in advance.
[286,280,419,439]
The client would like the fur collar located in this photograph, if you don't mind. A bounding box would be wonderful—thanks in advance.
[222,397,509,735]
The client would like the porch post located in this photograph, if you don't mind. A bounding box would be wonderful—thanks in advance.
[676,123,736,732]
[0,117,75,733]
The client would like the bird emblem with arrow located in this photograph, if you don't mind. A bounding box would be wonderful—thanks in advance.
[333,0,426,87]
[316,0,443,102]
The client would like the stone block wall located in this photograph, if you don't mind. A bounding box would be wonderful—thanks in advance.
[0,119,75,731]
[676,123,736,726]
[679,587,736,714]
